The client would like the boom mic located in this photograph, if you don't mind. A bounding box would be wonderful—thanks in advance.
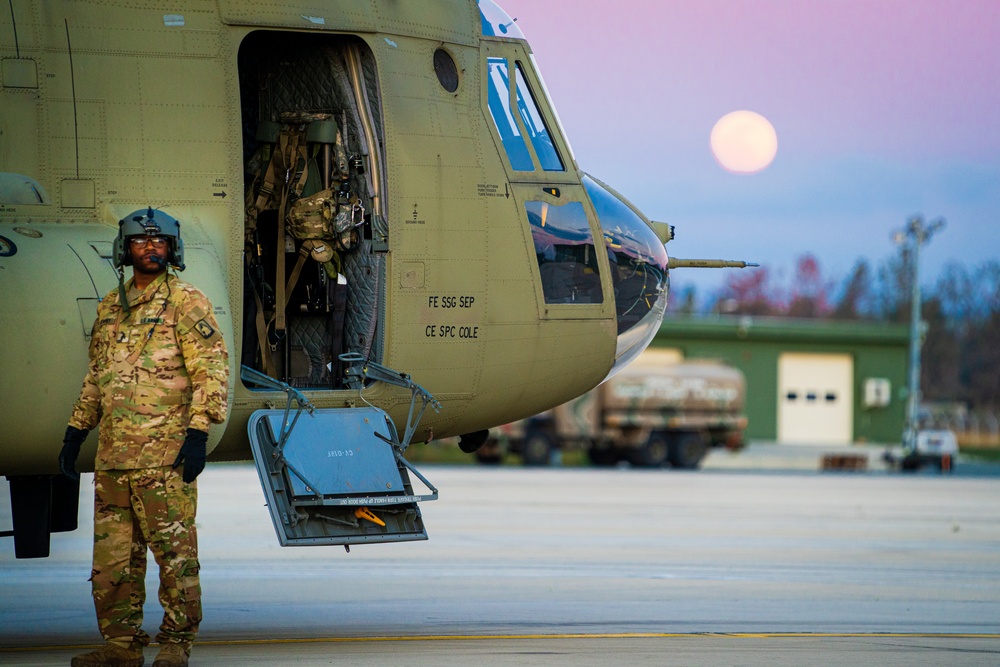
[148,255,166,267]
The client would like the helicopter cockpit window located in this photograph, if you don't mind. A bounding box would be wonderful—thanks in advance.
[487,57,534,171]
[514,64,564,172]
[478,0,526,39]
[582,174,669,375]
[525,200,603,304]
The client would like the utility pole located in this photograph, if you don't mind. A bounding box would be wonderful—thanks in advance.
[892,215,945,454]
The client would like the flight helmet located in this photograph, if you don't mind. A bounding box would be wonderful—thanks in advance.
[113,207,186,270]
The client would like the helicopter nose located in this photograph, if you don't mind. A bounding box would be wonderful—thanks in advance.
[582,175,670,379]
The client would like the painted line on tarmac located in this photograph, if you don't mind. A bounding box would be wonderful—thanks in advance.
[6,632,1000,652]
[202,632,1000,645]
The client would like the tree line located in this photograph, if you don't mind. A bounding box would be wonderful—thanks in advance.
[668,253,1000,417]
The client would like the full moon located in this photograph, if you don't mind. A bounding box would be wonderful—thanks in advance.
[710,110,778,174]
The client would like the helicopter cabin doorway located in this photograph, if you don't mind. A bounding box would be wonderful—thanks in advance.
[237,31,387,390]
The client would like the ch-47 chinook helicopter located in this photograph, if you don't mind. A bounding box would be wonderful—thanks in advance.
[0,0,753,558]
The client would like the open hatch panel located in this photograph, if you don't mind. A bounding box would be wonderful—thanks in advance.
[248,406,436,547]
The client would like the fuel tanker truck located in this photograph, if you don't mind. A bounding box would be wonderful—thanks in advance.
[477,351,747,469]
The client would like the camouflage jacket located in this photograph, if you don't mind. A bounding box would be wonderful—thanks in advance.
[69,272,229,470]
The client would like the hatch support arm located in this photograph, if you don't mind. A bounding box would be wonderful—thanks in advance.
[240,365,315,451]
[339,353,442,453]
[240,366,327,499]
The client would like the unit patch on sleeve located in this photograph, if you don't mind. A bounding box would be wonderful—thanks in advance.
[194,319,216,339]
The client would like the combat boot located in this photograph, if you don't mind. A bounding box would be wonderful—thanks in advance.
[151,642,190,667]
[71,641,144,667]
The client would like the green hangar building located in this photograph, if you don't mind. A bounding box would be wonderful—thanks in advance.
[653,317,910,446]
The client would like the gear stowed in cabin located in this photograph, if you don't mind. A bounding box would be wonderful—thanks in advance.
[244,110,365,381]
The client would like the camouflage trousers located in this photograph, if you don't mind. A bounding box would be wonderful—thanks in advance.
[91,467,201,647]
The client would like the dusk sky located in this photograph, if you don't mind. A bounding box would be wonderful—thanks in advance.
[496,0,1000,304]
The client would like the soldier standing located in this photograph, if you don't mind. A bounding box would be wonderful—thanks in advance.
[59,208,229,667]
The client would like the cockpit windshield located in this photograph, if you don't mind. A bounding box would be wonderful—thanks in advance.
[486,58,564,173]
[514,65,564,171]
[478,0,526,39]
[582,175,669,378]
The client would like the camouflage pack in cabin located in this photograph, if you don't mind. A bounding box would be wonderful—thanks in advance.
[288,188,362,246]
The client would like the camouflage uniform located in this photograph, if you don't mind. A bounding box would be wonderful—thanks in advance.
[69,271,228,649]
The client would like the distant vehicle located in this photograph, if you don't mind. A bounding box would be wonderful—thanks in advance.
[886,429,958,473]
[477,352,747,469]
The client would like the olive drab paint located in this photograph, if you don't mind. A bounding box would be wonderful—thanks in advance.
[0,0,638,477]
[2,1,757,558]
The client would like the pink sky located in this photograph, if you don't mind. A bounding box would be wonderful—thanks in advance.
[494,0,1000,300]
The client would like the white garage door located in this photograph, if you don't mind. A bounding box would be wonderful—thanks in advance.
[777,353,853,445]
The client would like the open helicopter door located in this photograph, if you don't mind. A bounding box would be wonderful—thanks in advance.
[243,360,439,548]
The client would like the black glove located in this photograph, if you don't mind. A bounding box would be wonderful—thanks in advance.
[172,428,208,483]
[59,425,89,480]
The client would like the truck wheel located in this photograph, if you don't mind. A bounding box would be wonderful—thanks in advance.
[522,430,556,466]
[587,446,618,467]
[629,432,670,468]
[668,432,708,470]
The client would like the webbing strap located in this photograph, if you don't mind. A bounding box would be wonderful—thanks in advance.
[261,244,311,373]
[254,148,280,213]
[253,290,275,377]
[276,194,287,333]
[273,130,310,335]
[274,132,292,334]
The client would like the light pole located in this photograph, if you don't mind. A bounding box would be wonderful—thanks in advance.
[892,215,945,454]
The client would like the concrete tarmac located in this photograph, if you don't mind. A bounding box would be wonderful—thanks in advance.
[2,460,999,665]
